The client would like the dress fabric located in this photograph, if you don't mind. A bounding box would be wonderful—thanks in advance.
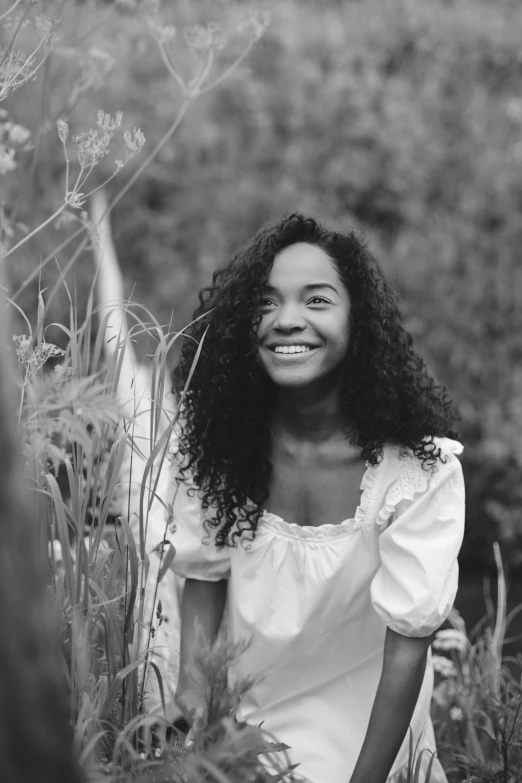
[168,437,466,783]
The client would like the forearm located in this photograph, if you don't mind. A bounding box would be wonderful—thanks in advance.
[349,629,432,783]
[178,577,228,688]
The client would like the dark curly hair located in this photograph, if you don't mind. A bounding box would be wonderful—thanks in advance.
[172,213,459,548]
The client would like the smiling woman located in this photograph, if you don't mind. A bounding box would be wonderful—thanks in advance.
[168,213,464,782]
[256,243,351,393]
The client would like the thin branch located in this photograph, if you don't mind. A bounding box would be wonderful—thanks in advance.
[0,0,23,23]
[0,1,27,69]
[43,99,191,314]
[4,203,68,258]
[200,39,255,94]
[157,41,185,92]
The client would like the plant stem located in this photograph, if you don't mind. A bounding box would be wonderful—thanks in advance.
[4,203,68,258]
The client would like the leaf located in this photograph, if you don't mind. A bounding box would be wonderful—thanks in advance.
[157,540,176,583]
[98,656,148,720]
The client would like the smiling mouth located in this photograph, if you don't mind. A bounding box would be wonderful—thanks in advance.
[269,345,319,356]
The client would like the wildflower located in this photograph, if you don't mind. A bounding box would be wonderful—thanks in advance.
[3,13,32,30]
[183,23,215,51]
[67,192,86,209]
[238,12,270,42]
[62,47,116,93]
[123,128,146,159]
[12,334,33,363]
[34,14,62,52]
[147,17,176,45]
[97,110,123,136]
[74,110,123,167]
[54,364,75,383]
[431,655,458,678]
[39,342,66,360]
[0,144,16,174]
[433,628,469,654]
[0,46,39,99]
[57,119,68,144]
[449,706,463,722]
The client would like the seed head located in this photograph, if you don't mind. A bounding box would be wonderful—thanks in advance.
[123,127,145,159]
[57,119,68,144]
[183,23,215,51]
[147,17,176,46]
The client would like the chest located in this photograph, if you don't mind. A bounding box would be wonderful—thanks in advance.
[263,444,369,528]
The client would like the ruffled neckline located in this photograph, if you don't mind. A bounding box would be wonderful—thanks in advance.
[258,459,383,541]
[253,436,464,541]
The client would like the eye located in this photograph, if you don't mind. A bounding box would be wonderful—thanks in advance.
[307,296,330,305]
[259,297,276,308]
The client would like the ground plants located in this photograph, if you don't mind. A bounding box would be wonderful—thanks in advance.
[2,1,522,781]
[432,545,522,783]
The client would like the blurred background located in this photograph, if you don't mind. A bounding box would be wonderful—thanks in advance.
[3,0,522,643]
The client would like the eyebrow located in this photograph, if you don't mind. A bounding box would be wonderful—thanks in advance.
[263,283,340,295]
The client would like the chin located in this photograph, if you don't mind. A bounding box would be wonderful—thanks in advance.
[269,372,320,389]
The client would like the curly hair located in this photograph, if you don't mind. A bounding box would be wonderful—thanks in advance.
[172,213,459,548]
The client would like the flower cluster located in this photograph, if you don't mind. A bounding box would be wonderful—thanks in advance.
[237,12,271,43]
[183,22,221,52]
[74,111,124,168]
[432,628,469,655]
[13,335,65,382]
[1,12,61,100]
[432,654,458,679]
[147,16,176,46]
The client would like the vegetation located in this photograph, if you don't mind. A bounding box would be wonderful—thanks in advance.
[1,1,521,781]
[4,0,522,569]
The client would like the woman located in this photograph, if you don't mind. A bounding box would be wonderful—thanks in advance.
[169,213,465,782]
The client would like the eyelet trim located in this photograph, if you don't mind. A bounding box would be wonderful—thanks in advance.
[377,437,464,529]
[258,460,383,542]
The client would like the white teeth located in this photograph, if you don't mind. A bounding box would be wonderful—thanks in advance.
[273,345,313,354]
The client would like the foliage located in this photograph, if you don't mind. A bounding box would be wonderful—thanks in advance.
[3,0,522,566]
[1,2,522,782]
[432,545,522,782]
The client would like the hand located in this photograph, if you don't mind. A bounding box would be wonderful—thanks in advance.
[175,685,209,751]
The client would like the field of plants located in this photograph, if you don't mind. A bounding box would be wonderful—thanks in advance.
[1,1,522,781]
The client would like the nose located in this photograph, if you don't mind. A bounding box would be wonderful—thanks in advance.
[273,301,306,332]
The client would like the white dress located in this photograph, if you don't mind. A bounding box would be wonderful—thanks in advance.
[168,436,466,783]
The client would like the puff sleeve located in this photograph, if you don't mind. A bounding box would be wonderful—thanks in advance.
[168,451,230,582]
[370,441,465,638]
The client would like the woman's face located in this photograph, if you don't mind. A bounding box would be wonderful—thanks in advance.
[255,242,351,390]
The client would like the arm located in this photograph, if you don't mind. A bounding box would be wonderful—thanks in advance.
[176,577,228,748]
[349,628,433,783]
[178,577,228,689]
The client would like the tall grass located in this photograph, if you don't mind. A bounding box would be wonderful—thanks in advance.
[431,545,522,782]
[10,271,298,781]
[2,2,522,781]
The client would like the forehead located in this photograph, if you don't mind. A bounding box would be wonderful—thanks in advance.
[267,242,341,288]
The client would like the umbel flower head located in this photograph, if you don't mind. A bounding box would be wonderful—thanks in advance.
[74,110,123,167]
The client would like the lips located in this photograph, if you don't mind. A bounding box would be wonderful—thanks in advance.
[267,345,320,359]
[266,341,320,350]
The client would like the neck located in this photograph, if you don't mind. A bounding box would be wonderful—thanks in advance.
[270,381,350,445]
